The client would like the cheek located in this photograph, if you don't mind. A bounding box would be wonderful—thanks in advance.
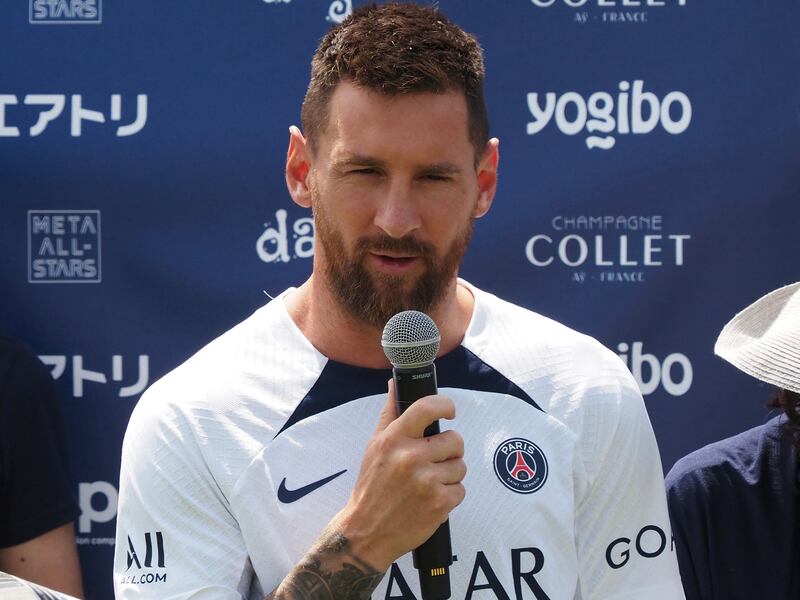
[426,188,476,228]
[338,201,376,236]
[327,178,377,209]
[316,201,375,246]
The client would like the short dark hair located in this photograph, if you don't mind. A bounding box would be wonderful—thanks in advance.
[301,2,489,157]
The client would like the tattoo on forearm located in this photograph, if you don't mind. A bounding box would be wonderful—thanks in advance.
[265,532,384,600]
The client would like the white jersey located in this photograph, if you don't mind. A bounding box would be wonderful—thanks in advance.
[114,281,684,600]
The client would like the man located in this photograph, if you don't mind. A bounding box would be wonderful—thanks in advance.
[666,281,800,599]
[114,4,683,599]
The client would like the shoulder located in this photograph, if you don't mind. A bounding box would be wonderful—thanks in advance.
[0,336,53,391]
[463,282,640,412]
[0,336,60,422]
[665,417,783,498]
[135,294,320,418]
[123,295,326,486]
[462,282,650,488]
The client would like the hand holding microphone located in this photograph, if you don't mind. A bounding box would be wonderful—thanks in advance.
[330,311,463,600]
[381,311,457,600]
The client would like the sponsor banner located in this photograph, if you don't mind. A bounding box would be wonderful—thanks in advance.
[526,81,692,150]
[258,0,352,23]
[39,354,150,398]
[29,0,102,24]
[1,94,148,137]
[28,210,101,283]
[617,342,693,397]
[256,209,314,264]
[77,481,118,536]
[524,215,690,284]
[325,0,352,23]
[527,0,687,25]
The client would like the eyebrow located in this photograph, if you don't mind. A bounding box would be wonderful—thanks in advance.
[331,154,463,176]
[331,154,383,170]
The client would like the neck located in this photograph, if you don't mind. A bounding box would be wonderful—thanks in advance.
[284,275,474,369]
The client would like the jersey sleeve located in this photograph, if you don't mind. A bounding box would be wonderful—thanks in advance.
[0,339,79,548]
[113,378,251,599]
[572,359,685,600]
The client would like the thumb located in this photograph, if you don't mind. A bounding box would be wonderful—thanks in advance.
[374,378,398,433]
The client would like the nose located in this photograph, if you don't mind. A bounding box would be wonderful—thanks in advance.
[373,178,422,239]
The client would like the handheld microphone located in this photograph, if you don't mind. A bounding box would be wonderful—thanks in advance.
[381,310,452,600]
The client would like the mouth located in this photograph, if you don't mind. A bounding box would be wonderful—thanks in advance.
[369,252,421,273]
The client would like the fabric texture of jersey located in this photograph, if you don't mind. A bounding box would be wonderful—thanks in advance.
[0,571,81,600]
[114,281,683,600]
[0,337,79,548]
[666,414,798,600]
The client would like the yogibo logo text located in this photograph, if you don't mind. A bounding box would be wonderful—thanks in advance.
[526,80,691,149]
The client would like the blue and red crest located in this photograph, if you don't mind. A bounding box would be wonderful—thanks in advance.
[493,438,548,494]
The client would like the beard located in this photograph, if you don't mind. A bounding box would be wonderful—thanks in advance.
[313,199,474,329]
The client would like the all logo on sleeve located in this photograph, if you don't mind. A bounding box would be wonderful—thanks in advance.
[120,531,167,585]
[493,438,548,494]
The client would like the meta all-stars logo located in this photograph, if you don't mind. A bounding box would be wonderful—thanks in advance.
[494,438,548,494]
[120,531,167,585]
[30,0,102,24]
[28,210,101,283]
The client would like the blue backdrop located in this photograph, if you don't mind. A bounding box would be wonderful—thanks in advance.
[2,1,799,598]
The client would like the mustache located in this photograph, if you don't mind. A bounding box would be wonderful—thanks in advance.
[355,235,435,256]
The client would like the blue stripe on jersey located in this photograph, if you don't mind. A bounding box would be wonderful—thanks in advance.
[275,346,541,438]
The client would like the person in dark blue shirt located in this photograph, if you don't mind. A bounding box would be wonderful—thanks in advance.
[0,337,84,598]
[666,281,800,600]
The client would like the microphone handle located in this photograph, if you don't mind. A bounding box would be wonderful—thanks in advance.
[393,364,453,600]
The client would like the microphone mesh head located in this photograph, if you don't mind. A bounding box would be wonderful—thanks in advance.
[381,310,441,368]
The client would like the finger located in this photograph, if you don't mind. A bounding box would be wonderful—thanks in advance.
[446,482,466,510]
[420,429,464,463]
[373,379,398,434]
[432,456,467,485]
[432,482,466,522]
[392,395,456,438]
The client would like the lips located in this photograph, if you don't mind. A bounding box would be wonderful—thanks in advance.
[369,252,421,273]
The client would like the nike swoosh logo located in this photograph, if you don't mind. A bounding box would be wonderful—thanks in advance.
[277,469,348,503]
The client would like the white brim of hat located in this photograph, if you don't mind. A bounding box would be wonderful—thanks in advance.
[714,281,800,395]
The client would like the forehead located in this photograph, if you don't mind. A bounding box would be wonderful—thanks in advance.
[317,82,474,166]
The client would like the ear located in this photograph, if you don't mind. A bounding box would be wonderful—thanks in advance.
[474,138,499,219]
[286,125,313,209]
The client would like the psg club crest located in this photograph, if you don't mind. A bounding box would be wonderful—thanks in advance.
[493,438,548,494]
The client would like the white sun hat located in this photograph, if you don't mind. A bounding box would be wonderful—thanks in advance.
[714,281,800,395]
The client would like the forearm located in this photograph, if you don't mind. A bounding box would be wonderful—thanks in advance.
[265,529,384,600]
[0,523,84,599]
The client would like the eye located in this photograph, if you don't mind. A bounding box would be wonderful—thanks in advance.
[351,167,379,176]
[422,174,451,182]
